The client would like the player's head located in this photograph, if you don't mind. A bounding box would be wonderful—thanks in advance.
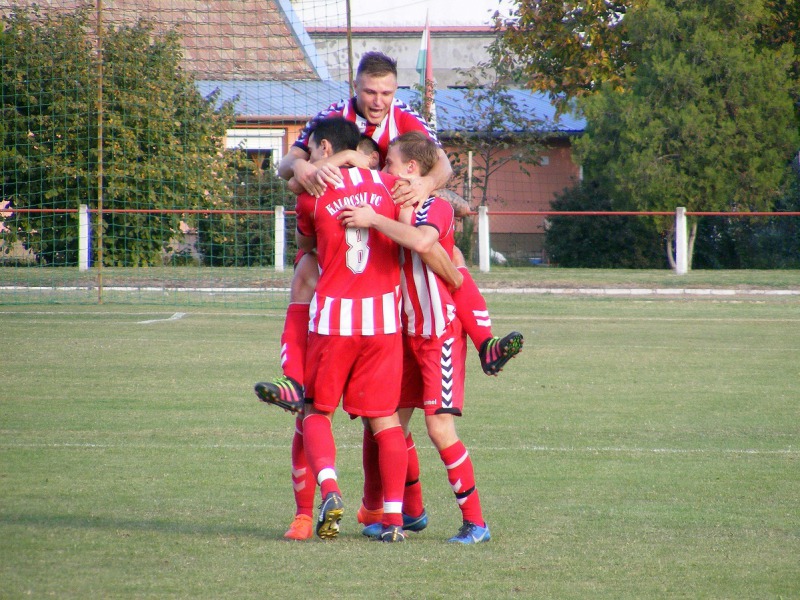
[384,131,438,178]
[357,135,381,169]
[308,117,361,161]
[354,52,398,126]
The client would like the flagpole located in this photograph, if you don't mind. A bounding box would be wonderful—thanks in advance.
[346,0,354,97]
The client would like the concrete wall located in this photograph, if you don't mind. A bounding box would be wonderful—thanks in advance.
[307,27,496,88]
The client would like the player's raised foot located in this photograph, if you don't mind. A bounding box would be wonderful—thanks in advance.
[479,331,524,376]
[316,491,344,540]
[283,514,313,541]
[447,520,491,544]
[357,504,383,526]
[403,509,428,532]
[254,376,304,414]
[378,525,405,543]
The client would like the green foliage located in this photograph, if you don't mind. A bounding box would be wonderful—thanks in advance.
[544,181,665,267]
[497,0,638,113]
[1,6,237,266]
[197,152,295,266]
[1,5,95,265]
[693,173,800,268]
[572,0,799,268]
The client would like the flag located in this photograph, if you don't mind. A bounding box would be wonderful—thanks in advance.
[415,12,436,128]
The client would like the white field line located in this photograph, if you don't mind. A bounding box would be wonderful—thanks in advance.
[1,441,796,456]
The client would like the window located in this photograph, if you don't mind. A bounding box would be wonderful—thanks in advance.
[225,128,286,171]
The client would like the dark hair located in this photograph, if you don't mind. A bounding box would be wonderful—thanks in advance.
[389,132,438,176]
[357,135,380,155]
[310,117,361,153]
[356,52,397,78]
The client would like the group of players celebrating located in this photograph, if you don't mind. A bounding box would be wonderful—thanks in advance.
[254,52,523,543]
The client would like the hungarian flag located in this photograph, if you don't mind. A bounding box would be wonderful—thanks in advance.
[415,12,436,127]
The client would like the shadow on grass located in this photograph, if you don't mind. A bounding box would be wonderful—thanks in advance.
[1,511,286,540]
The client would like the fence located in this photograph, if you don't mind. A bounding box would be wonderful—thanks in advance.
[3,205,800,305]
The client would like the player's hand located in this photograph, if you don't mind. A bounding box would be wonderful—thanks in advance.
[345,152,373,170]
[316,164,344,190]
[338,204,377,229]
[392,176,435,208]
[293,160,328,198]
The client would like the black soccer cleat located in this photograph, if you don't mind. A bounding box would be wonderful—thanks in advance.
[254,376,304,414]
[479,331,524,375]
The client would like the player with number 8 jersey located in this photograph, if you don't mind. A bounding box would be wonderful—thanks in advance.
[299,167,404,338]
[294,119,409,541]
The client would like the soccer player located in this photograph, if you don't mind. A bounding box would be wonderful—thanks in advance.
[291,117,459,543]
[279,51,451,206]
[256,135,388,541]
[338,132,496,544]
[260,52,522,410]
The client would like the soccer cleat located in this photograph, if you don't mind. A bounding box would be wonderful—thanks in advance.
[378,525,406,543]
[357,504,383,526]
[447,520,491,544]
[479,331,524,375]
[283,514,313,541]
[402,509,428,532]
[316,491,344,540]
[362,509,428,538]
[254,376,304,414]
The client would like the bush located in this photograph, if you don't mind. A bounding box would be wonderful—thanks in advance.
[544,183,665,268]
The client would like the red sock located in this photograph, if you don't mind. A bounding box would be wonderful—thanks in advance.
[361,427,383,511]
[374,426,407,527]
[402,432,424,518]
[290,416,316,518]
[440,440,484,526]
[281,303,309,384]
[302,413,339,497]
[453,268,493,351]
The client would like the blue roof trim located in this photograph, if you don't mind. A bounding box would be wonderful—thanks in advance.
[274,0,331,80]
[196,80,586,133]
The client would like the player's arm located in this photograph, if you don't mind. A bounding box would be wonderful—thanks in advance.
[391,148,453,208]
[338,205,462,289]
[279,146,328,198]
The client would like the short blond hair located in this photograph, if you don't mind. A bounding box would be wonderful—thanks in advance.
[389,132,438,176]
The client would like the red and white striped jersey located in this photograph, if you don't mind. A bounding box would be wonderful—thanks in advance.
[294,97,439,163]
[296,167,403,336]
[400,196,457,339]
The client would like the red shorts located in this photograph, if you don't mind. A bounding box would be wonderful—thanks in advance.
[305,332,402,417]
[399,320,466,416]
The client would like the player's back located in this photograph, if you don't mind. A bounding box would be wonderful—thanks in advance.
[297,167,402,336]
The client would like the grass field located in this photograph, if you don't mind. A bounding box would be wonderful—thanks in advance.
[2,279,799,598]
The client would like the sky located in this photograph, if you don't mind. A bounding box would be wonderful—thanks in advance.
[290,0,516,28]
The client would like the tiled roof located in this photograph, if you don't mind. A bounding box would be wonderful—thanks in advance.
[2,0,324,80]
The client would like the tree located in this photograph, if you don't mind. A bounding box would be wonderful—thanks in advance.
[442,60,550,208]
[574,0,799,268]
[1,6,237,266]
[497,0,641,113]
[435,59,550,261]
